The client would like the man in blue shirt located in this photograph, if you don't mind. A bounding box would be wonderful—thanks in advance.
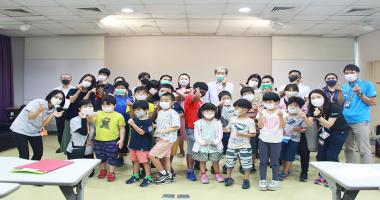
[342,64,377,164]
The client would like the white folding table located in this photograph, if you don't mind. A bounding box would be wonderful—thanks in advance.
[311,161,380,200]
[0,157,100,200]
[0,183,20,198]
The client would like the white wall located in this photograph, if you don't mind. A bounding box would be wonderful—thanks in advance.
[23,36,105,103]
[272,36,355,90]
[357,30,380,80]
[105,36,272,98]
[11,37,24,106]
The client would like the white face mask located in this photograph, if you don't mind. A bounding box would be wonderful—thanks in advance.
[159,101,171,110]
[135,110,146,118]
[224,99,232,106]
[311,98,324,107]
[204,112,215,120]
[345,74,357,82]
[51,97,62,106]
[234,108,241,116]
[263,103,275,110]
[102,105,113,113]
[135,95,147,101]
[81,81,92,88]
[242,94,254,102]
[287,107,298,114]
[98,75,107,81]
[81,107,94,115]
[285,91,299,98]
[179,79,189,87]
[248,80,259,88]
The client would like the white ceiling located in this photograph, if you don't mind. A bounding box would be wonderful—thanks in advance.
[0,0,380,37]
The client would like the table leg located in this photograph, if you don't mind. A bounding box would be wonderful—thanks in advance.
[341,190,359,200]
[323,176,359,200]
[59,176,88,200]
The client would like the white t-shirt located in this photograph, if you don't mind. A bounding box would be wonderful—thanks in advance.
[279,83,310,99]
[203,81,234,105]
[156,109,180,143]
[257,109,286,143]
[226,116,256,149]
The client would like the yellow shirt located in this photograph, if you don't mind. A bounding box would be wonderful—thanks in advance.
[94,111,126,141]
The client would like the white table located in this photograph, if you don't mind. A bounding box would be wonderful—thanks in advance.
[311,161,380,200]
[0,183,20,198]
[0,157,100,200]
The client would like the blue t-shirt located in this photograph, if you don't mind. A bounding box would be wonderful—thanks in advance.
[128,118,154,151]
[342,79,377,123]
[115,95,133,124]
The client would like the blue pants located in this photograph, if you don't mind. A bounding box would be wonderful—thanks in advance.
[259,139,282,181]
[317,129,348,162]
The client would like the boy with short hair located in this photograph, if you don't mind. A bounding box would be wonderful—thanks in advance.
[148,93,180,184]
[224,99,256,189]
[125,100,154,187]
[93,95,126,182]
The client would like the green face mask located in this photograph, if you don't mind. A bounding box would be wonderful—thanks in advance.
[216,75,225,82]
[160,80,171,85]
[115,88,127,96]
[261,83,273,89]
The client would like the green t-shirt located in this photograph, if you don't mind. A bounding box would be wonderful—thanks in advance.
[94,111,126,141]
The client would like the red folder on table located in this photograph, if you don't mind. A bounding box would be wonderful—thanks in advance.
[12,160,74,174]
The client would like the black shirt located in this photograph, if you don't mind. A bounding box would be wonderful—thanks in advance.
[308,103,347,133]
[65,89,96,120]
[128,118,154,151]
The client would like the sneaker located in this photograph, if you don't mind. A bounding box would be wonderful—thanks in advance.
[214,173,225,182]
[107,172,116,182]
[125,176,140,184]
[268,180,280,191]
[299,173,308,182]
[186,169,197,181]
[323,180,329,188]
[177,153,184,158]
[154,172,169,184]
[165,173,175,183]
[140,177,152,187]
[55,148,62,153]
[258,180,268,191]
[279,171,288,181]
[242,179,250,189]
[224,177,234,186]
[314,177,326,185]
[97,169,107,179]
[222,165,227,174]
[200,174,209,184]
[250,165,257,173]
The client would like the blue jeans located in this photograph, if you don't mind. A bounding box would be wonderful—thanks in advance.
[317,129,348,162]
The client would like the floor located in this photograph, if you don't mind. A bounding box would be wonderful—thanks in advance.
[0,136,379,200]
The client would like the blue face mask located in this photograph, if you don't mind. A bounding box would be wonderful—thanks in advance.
[326,80,337,86]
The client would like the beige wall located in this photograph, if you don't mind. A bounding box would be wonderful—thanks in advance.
[357,30,380,80]
[105,36,272,98]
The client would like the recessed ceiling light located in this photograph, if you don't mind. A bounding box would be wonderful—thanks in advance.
[121,8,134,13]
[239,7,251,13]
[19,24,31,32]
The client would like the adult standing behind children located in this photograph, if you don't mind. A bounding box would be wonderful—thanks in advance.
[342,64,376,164]
[204,67,233,105]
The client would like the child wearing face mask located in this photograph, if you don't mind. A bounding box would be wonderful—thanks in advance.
[92,95,126,182]
[257,92,286,191]
[279,97,309,180]
[125,100,154,187]
[217,91,234,174]
[192,103,224,184]
[66,100,95,177]
[148,93,180,184]
[127,86,155,119]
[240,87,260,174]
[279,84,308,112]
[224,99,256,189]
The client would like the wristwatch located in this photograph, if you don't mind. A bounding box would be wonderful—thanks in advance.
[357,92,363,97]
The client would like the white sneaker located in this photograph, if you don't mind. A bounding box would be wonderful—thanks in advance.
[258,180,268,191]
[268,180,280,191]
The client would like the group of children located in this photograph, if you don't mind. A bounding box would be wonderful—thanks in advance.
[63,68,312,191]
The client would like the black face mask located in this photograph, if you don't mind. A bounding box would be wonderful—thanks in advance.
[61,79,70,85]
[289,75,299,83]
[326,80,337,87]
[141,78,149,85]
